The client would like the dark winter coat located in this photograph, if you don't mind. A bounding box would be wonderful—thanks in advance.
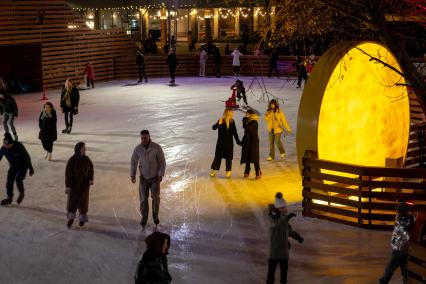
[213,47,222,63]
[0,94,18,116]
[240,116,260,164]
[213,120,240,160]
[270,50,279,65]
[166,53,178,69]
[268,213,303,259]
[65,152,94,195]
[135,251,172,284]
[137,54,145,69]
[38,111,57,142]
[0,142,33,172]
[60,87,80,109]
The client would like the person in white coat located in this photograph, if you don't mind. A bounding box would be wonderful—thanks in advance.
[199,46,208,77]
[231,47,243,76]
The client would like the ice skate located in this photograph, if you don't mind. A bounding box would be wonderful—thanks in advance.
[79,221,85,227]
[16,193,25,204]
[66,127,72,134]
[255,170,262,180]
[243,172,249,178]
[210,170,217,177]
[48,153,52,161]
[62,127,68,133]
[226,171,231,178]
[67,219,74,228]
[44,152,48,159]
[266,156,273,161]
[140,220,147,229]
[280,153,285,159]
[1,197,12,206]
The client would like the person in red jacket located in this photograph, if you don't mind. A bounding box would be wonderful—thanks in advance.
[83,62,94,88]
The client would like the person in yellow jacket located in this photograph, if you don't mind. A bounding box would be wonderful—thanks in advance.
[264,99,291,161]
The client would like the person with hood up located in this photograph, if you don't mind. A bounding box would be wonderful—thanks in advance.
[210,108,241,178]
[135,231,172,284]
[264,99,291,161]
[0,92,19,141]
[38,102,57,161]
[267,192,303,284]
[136,51,148,83]
[240,109,261,179]
[379,202,415,284]
[0,133,34,205]
[65,142,94,228]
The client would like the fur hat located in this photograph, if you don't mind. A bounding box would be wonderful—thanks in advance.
[274,192,287,209]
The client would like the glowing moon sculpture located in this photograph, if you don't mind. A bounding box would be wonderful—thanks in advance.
[296,42,410,171]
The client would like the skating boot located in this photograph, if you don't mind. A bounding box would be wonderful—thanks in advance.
[16,193,25,204]
[44,152,48,159]
[79,221,85,227]
[62,127,68,133]
[243,172,249,178]
[66,127,72,134]
[210,170,217,177]
[266,156,273,161]
[48,153,52,161]
[255,170,262,180]
[13,133,18,141]
[140,220,147,229]
[67,219,74,228]
[226,171,231,178]
[280,153,285,159]
[1,197,12,205]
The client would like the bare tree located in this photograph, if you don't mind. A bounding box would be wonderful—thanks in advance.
[260,0,426,111]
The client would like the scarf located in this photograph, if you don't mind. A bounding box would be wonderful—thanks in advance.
[247,113,259,122]
[41,110,53,120]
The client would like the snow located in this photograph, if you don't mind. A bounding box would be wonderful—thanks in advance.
[0,77,400,283]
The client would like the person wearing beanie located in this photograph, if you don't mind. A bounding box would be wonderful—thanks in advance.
[267,192,303,284]
[65,142,94,228]
[240,109,261,179]
[135,231,172,284]
[0,133,34,205]
[379,201,414,284]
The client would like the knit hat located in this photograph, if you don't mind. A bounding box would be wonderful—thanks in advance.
[3,133,14,145]
[274,192,287,209]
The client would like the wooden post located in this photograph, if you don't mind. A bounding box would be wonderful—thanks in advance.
[385,156,403,193]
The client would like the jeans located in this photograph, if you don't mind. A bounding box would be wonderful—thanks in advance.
[3,112,16,135]
[211,155,232,171]
[266,259,288,284]
[6,167,27,198]
[379,250,408,284]
[269,130,285,158]
[63,107,73,128]
[138,67,147,82]
[139,176,160,224]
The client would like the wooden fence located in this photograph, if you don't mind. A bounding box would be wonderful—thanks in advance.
[302,152,426,229]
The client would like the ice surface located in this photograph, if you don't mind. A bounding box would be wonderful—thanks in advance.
[0,77,400,283]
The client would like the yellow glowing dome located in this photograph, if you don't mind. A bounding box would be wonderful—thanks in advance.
[297,42,410,170]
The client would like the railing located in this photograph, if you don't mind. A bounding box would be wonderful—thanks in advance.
[302,152,426,229]
[406,122,426,168]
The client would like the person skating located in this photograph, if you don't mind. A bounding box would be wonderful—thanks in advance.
[230,80,247,105]
[379,202,414,284]
[135,231,172,284]
[83,62,94,88]
[210,108,241,178]
[212,44,222,78]
[60,79,80,134]
[199,45,208,77]
[131,130,166,228]
[268,48,280,78]
[38,102,57,161]
[166,48,178,85]
[231,47,243,76]
[136,51,148,83]
[240,109,261,179]
[296,59,308,88]
[0,133,34,205]
[65,142,94,228]
[0,92,19,141]
[264,99,291,161]
[267,192,303,284]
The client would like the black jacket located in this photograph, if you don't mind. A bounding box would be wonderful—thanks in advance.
[240,117,260,164]
[60,87,80,109]
[0,94,18,116]
[213,120,240,160]
[38,111,57,142]
[137,54,145,68]
[167,53,178,69]
[135,251,172,284]
[0,142,34,172]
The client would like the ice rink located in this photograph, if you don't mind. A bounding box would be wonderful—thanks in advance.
[0,77,400,283]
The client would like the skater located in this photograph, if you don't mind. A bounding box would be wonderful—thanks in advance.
[0,92,19,141]
[199,45,208,77]
[296,59,308,88]
[130,130,166,228]
[267,192,303,284]
[166,48,178,85]
[212,44,222,77]
[379,202,414,284]
[230,80,247,105]
[306,54,316,75]
[83,62,94,88]
[268,48,280,78]
[210,108,241,178]
[264,99,291,161]
[224,44,231,55]
[241,109,261,179]
[0,133,34,205]
[65,142,94,228]
[231,47,243,76]
[135,231,172,284]
[136,51,148,83]
[38,102,57,161]
[60,79,80,134]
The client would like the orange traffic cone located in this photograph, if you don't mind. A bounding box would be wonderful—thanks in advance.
[41,88,48,100]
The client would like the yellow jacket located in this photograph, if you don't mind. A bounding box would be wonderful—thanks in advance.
[264,109,291,134]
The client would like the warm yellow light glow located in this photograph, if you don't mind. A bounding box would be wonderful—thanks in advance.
[297,42,410,171]
[318,43,409,167]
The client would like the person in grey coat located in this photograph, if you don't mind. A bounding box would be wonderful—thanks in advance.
[267,192,303,284]
[131,130,166,228]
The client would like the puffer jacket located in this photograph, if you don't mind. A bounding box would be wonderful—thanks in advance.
[390,214,414,252]
[264,109,291,134]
